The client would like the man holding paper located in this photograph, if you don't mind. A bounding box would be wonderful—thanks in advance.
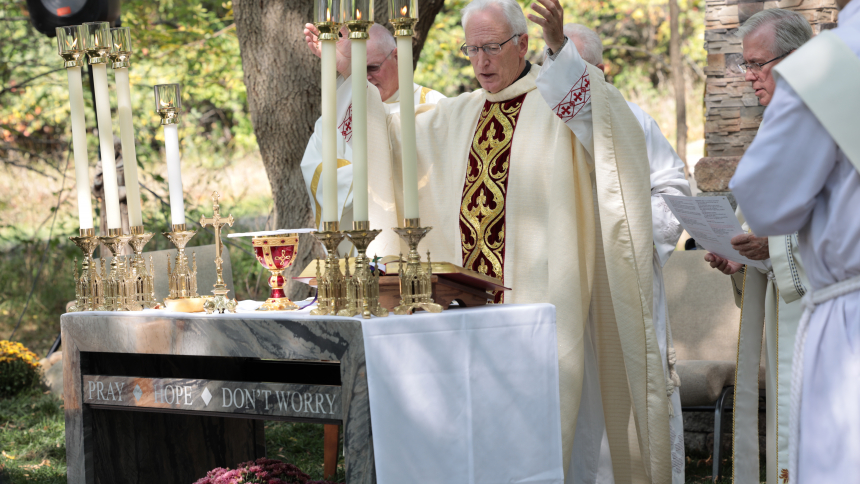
[321,0,673,481]
[700,10,813,484]
[729,0,860,480]
[300,24,444,238]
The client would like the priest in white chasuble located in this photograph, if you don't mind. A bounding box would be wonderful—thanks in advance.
[300,23,445,241]
[564,23,691,484]
[341,0,672,480]
[729,0,860,481]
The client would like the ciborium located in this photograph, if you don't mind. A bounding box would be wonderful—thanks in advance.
[252,235,300,311]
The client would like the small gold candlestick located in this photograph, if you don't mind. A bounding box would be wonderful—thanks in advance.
[392,218,443,315]
[343,221,388,318]
[310,221,349,316]
[127,225,156,310]
[98,228,132,311]
[200,192,237,314]
[69,228,104,311]
[162,224,199,301]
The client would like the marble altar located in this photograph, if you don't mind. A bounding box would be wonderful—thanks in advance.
[62,310,373,484]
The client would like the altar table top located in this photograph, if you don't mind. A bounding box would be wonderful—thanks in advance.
[61,303,564,483]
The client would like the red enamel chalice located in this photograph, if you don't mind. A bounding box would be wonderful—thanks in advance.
[252,235,300,311]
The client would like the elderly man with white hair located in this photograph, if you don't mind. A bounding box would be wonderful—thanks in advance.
[730,0,860,480]
[301,24,445,241]
[309,0,674,481]
[564,23,691,484]
[697,10,813,484]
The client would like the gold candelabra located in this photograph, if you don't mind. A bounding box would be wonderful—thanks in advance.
[98,228,132,311]
[127,225,156,310]
[200,192,236,314]
[310,221,349,316]
[392,218,443,315]
[342,221,388,318]
[69,228,104,311]
[163,224,198,301]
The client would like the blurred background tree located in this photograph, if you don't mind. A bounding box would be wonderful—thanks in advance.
[0,0,705,354]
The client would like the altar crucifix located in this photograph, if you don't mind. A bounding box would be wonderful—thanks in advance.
[200,191,236,313]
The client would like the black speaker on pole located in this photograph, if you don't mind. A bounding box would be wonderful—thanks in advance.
[25,0,120,37]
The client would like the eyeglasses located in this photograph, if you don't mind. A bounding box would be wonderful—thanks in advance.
[737,52,788,74]
[460,34,520,57]
[367,49,395,75]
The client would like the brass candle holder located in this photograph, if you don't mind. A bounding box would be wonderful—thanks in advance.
[314,0,345,40]
[69,228,104,311]
[389,0,418,36]
[392,218,443,315]
[98,228,132,311]
[343,221,388,318]
[310,221,349,316]
[162,223,199,301]
[200,192,237,314]
[127,225,156,310]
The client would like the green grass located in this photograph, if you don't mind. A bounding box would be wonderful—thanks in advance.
[264,421,346,482]
[0,388,67,483]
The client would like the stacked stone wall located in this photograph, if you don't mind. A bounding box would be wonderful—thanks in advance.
[696,0,839,191]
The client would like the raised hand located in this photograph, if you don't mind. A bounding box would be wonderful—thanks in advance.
[704,252,743,275]
[303,23,353,78]
[731,233,769,260]
[527,0,565,54]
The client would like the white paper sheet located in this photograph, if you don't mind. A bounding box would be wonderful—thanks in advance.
[661,195,768,270]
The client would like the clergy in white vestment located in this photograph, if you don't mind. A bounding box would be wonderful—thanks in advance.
[300,24,445,240]
[729,0,860,481]
[317,0,673,480]
[564,23,690,484]
[700,10,812,484]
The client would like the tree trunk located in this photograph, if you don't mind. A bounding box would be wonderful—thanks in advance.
[669,0,689,177]
[234,0,445,300]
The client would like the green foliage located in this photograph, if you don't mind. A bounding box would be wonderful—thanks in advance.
[0,388,67,483]
[264,422,346,482]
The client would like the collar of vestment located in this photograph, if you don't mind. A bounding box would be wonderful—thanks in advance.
[484,63,540,103]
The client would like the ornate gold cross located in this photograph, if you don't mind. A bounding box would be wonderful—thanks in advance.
[199,191,234,287]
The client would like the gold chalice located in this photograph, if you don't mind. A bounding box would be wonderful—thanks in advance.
[252,235,300,311]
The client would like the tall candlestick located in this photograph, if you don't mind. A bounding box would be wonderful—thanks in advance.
[347,2,371,222]
[321,39,338,223]
[390,0,420,220]
[57,25,94,230]
[396,35,419,219]
[110,27,143,228]
[154,84,186,226]
[83,22,122,230]
[315,0,344,224]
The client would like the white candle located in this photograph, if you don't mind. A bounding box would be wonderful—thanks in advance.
[66,67,94,230]
[91,63,122,229]
[115,68,143,227]
[321,39,339,223]
[351,37,369,222]
[396,35,419,220]
[163,124,185,225]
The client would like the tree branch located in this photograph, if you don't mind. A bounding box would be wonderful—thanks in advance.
[1,158,57,179]
[0,68,64,97]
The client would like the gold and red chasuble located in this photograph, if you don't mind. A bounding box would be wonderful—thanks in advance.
[459,94,526,303]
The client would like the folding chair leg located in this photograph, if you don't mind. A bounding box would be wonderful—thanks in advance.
[712,386,733,482]
[324,424,339,479]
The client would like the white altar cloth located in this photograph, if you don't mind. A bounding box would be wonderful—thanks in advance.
[87,302,563,481]
[362,304,564,484]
